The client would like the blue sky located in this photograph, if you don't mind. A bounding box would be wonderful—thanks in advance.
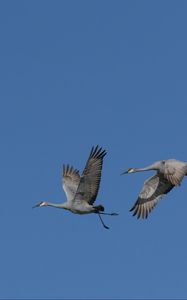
[1,0,187,298]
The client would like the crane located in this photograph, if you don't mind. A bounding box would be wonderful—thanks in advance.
[33,145,118,229]
[121,159,187,219]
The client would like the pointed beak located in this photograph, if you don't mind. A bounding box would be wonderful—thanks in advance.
[121,170,128,175]
[32,202,42,209]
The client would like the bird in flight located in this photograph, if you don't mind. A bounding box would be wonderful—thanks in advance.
[33,145,118,229]
[122,159,187,219]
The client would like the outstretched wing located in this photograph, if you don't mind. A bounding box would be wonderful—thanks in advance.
[62,165,80,202]
[164,159,187,186]
[130,174,174,219]
[74,145,107,205]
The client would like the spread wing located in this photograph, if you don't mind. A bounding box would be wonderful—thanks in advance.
[164,160,187,186]
[62,165,81,202]
[130,174,174,219]
[74,145,107,205]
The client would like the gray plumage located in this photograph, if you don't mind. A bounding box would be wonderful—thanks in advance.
[72,146,106,205]
[122,159,187,219]
[33,145,118,229]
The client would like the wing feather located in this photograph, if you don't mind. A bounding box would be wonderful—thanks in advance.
[130,174,174,219]
[74,145,107,204]
[164,160,187,186]
[62,164,80,202]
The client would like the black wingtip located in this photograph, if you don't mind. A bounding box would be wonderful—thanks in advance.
[90,145,107,159]
[129,206,135,212]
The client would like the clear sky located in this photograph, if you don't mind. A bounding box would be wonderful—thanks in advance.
[1,0,187,299]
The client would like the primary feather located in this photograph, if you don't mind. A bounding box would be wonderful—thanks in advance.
[62,164,80,202]
[74,145,107,204]
[130,174,174,219]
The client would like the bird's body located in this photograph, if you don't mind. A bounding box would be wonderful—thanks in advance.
[122,159,187,219]
[63,200,95,215]
[33,146,118,229]
[37,200,97,214]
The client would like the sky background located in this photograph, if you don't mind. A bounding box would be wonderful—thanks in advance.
[0,0,187,299]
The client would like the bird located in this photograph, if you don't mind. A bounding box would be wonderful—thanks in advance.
[121,159,187,219]
[33,145,118,229]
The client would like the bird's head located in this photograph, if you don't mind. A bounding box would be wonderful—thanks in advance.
[121,168,136,175]
[32,201,48,208]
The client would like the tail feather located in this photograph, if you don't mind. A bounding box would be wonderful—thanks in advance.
[94,205,104,212]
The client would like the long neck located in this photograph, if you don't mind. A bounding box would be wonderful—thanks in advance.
[46,202,68,209]
[133,164,158,172]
